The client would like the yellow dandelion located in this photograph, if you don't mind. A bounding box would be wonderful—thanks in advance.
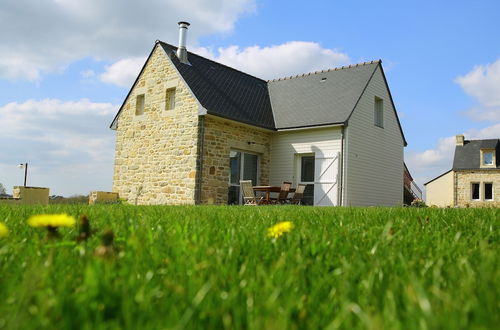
[27,214,76,228]
[268,221,294,238]
[0,222,9,238]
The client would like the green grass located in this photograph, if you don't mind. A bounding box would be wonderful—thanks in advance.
[0,205,498,329]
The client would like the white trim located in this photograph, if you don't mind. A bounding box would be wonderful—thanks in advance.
[277,123,344,132]
[471,182,480,201]
[484,182,494,201]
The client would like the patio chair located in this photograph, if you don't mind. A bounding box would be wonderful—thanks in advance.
[240,180,263,205]
[289,183,307,205]
[271,181,292,204]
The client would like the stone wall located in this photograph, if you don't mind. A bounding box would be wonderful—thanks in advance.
[112,45,200,205]
[456,170,500,207]
[0,186,49,205]
[201,116,272,204]
[89,191,119,205]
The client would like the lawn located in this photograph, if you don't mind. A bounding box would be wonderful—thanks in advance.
[0,205,498,329]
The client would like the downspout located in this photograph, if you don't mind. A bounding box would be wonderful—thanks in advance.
[195,116,205,204]
[338,126,345,206]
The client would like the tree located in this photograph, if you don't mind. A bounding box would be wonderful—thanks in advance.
[0,183,6,195]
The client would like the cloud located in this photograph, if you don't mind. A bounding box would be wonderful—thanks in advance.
[100,57,146,87]
[406,123,500,186]
[100,42,350,88]
[456,58,500,121]
[195,41,350,80]
[0,0,255,81]
[0,99,118,195]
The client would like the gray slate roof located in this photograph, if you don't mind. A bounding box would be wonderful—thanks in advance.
[268,62,379,129]
[453,139,500,170]
[111,41,406,145]
[160,42,275,130]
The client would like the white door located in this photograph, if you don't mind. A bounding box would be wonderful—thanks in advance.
[313,153,339,206]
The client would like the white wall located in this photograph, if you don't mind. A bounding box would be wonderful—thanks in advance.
[269,126,342,188]
[344,66,404,206]
[425,171,454,207]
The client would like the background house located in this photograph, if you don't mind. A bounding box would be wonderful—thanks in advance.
[110,22,408,206]
[425,134,500,207]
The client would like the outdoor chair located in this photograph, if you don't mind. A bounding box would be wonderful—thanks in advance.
[271,181,292,204]
[288,183,307,205]
[240,180,263,205]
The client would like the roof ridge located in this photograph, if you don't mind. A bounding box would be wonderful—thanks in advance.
[267,59,381,83]
[158,40,268,84]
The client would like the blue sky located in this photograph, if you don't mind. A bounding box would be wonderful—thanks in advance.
[0,0,499,196]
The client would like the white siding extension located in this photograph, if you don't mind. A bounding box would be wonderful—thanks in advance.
[344,66,404,206]
[269,126,342,191]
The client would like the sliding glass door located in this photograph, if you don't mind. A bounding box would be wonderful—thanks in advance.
[228,150,259,204]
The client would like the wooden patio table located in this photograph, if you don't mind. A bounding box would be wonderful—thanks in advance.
[253,186,296,203]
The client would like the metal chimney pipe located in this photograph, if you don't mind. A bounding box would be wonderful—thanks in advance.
[176,21,190,64]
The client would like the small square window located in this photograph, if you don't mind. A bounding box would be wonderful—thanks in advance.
[135,94,145,115]
[374,97,383,128]
[165,88,176,111]
[471,183,480,200]
[483,151,494,165]
[484,183,493,201]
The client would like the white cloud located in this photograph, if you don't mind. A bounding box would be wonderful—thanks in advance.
[406,123,500,186]
[101,57,146,87]
[0,0,255,81]
[456,59,500,121]
[100,41,350,87]
[195,41,350,80]
[0,99,118,196]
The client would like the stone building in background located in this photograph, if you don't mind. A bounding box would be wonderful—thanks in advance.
[425,135,500,207]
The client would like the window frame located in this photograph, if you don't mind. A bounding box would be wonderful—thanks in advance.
[135,94,145,116]
[165,88,176,111]
[374,96,384,128]
[484,182,493,201]
[471,182,480,201]
[480,149,495,168]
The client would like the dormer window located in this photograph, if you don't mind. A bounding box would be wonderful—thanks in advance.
[480,149,495,167]
[483,151,493,165]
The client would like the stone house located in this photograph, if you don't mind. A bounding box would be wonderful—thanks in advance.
[110,22,409,206]
[425,135,500,207]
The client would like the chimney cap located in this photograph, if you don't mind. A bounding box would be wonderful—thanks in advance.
[178,21,190,26]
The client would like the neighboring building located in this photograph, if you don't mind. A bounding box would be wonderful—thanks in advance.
[110,22,408,206]
[425,135,500,207]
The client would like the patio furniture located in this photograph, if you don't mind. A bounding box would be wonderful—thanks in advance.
[240,180,264,205]
[270,181,292,204]
[253,185,296,204]
[289,183,307,205]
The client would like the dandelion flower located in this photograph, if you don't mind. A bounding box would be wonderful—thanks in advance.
[28,214,76,228]
[268,221,294,238]
[0,222,9,238]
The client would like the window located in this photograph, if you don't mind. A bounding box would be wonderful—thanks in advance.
[165,88,176,110]
[228,150,259,205]
[135,94,145,115]
[484,183,493,201]
[483,151,494,165]
[298,155,315,206]
[301,156,315,182]
[471,183,480,200]
[374,97,383,127]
